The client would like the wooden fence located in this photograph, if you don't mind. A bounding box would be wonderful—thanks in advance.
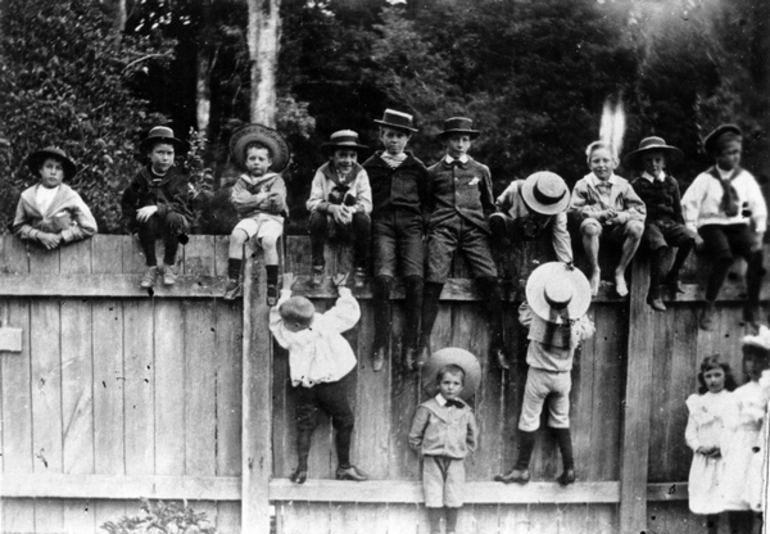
[0,234,765,534]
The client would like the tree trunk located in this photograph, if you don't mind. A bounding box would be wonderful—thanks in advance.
[247,0,281,126]
[196,1,213,135]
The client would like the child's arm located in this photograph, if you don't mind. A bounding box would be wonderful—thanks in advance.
[268,273,297,349]
[353,170,373,216]
[574,315,596,341]
[60,193,98,243]
[616,182,646,223]
[322,274,361,333]
[552,212,574,264]
[231,177,267,215]
[680,175,708,232]
[569,180,610,221]
[407,406,430,454]
[671,178,686,226]
[306,169,328,214]
[263,177,288,216]
[466,412,479,454]
[494,182,515,213]
[745,174,767,243]
[480,166,496,220]
[518,301,534,329]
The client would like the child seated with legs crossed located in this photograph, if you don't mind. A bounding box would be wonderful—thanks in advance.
[224,124,290,304]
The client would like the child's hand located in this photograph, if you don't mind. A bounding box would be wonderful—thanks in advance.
[282,272,296,291]
[136,205,159,222]
[607,212,629,225]
[332,273,349,288]
[751,231,764,252]
[37,231,61,250]
[331,205,352,225]
[694,234,705,251]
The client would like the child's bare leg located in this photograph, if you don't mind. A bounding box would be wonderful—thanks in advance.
[372,276,395,370]
[581,221,601,295]
[402,275,424,369]
[228,228,249,260]
[614,221,643,297]
[260,234,280,265]
[417,282,444,369]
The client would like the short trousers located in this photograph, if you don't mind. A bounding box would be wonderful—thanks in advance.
[518,367,571,432]
[422,455,465,508]
[234,214,283,242]
[426,217,497,282]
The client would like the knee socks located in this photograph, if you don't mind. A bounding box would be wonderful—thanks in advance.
[296,429,313,471]
[403,275,424,350]
[419,282,444,349]
[373,276,395,350]
[514,430,536,470]
[649,247,668,296]
[227,258,242,281]
[335,424,353,468]
[550,427,575,471]
[266,264,278,288]
[476,276,504,350]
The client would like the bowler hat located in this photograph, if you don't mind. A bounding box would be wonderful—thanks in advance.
[279,296,315,326]
[521,171,570,216]
[421,347,481,401]
[703,124,742,155]
[374,109,418,133]
[26,146,78,180]
[322,130,368,153]
[140,126,186,153]
[623,136,683,169]
[437,117,480,139]
[526,262,592,324]
[229,123,291,173]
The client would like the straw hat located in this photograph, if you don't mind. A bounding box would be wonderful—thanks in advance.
[703,124,742,155]
[374,109,418,133]
[623,136,683,169]
[139,126,186,153]
[437,117,480,139]
[322,130,368,153]
[229,123,291,173]
[26,146,78,180]
[520,171,570,216]
[742,325,770,351]
[526,262,592,324]
[421,347,481,401]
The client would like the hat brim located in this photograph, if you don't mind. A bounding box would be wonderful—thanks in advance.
[230,123,291,173]
[703,124,742,154]
[26,149,78,180]
[526,262,592,323]
[421,347,481,401]
[374,119,418,133]
[438,129,480,139]
[520,177,570,215]
[322,142,369,152]
[623,145,683,168]
[140,136,186,153]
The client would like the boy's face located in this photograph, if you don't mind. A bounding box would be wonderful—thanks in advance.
[588,146,617,181]
[716,143,741,171]
[39,157,64,188]
[641,150,666,177]
[332,149,358,174]
[446,134,472,159]
[438,371,464,401]
[246,147,272,177]
[379,127,410,156]
[149,143,175,174]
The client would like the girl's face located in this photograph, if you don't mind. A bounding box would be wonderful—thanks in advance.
[379,127,410,155]
[438,372,464,401]
[641,150,666,177]
[588,147,617,181]
[245,147,272,177]
[703,367,725,394]
[39,157,64,188]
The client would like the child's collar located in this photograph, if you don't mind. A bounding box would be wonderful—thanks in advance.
[589,172,618,186]
[641,171,665,183]
[443,154,469,165]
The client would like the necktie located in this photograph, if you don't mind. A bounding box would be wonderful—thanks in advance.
[710,167,740,217]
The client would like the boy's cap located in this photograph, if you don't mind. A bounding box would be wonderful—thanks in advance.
[703,124,742,155]
[279,296,315,325]
[623,136,683,169]
[437,117,480,139]
[26,146,77,180]
[140,126,186,153]
[229,123,290,173]
[421,347,481,401]
[521,171,570,215]
[374,109,418,133]
[526,262,592,324]
[742,325,770,351]
[322,130,368,152]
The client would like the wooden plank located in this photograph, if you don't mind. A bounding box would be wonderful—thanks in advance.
[94,500,126,534]
[63,498,95,534]
[466,503,500,534]
[527,504,559,534]
[1,499,35,534]
[27,241,60,274]
[122,234,149,274]
[216,501,241,534]
[0,234,30,273]
[154,300,185,475]
[355,503,389,534]
[91,235,122,275]
[499,503,531,533]
[59,238,92,273]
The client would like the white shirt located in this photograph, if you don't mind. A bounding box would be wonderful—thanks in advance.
[35,185,59,214]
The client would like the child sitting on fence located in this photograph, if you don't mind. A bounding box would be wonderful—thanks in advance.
[409,348,480,534]
[680,124,767,331]
[685,355,737,534]
[269,271,369,484]
[570,141,646,297]
[121,126,191,288]
[495,262,594,486]
[626,136,697,311]
[13,146,97,249]
[223,123,290,304]
[306,130,372,289]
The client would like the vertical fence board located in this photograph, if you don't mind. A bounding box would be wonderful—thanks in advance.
[0,234,30,273]
[63,499,95,534]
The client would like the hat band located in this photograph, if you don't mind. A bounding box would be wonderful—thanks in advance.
[329,136,360,145]
[533,184,566,206]
[381,113,413,128]
[545,292,572,310]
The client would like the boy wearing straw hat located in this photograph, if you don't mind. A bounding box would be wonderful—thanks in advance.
[306,130,372,289]
[495,262,594,486]
[681,124,767,331]
[626,136,698,311]
[122,126,191,288]
[223,123,290,304]
[14,146,97,248]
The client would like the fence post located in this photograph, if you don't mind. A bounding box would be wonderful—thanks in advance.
[619,258,654,533]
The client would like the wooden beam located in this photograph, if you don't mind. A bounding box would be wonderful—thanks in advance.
[646,482,688,501]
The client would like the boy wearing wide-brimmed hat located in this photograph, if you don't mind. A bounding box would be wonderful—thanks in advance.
[306,130,372,288]
[495,262,594,486]
[122,126,191,288]
[626,136,698,311]
[681,124,767,330]
[223,123,290,304]
[362,109,431,372]
[14,146,97,248]
[419,117,508,371]
[490,171,573,279]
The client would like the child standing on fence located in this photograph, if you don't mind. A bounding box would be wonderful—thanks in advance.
[363,109,430,372]
[680,124,767,331]
[685,355,737,534]
[13,146,97,248]
[409,352,479,534]
[495,262,594,485]
[306,130,372,289]
[269,271,369,484]
[223,123,290,304]
[570,141,646,297]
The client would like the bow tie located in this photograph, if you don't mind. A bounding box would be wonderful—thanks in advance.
[445,399,464,409]
[449,159,463,168]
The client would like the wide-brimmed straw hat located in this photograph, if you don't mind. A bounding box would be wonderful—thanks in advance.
[322,130,368,153]
[703,124,742,155]
[623,136,683,169]
[526,262,592,324]
[279,296,315,326]
[437,117,480,139]
[742,325,770,351]
[421,347,481,401]
[374,109,418,133]
[229,123,291,173]
[26,146,78,180]
[139,126,186,153]
[521,171,570,216]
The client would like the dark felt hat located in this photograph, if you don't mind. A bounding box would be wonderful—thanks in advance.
[623,136,683,168]
[140,126,186,153]
[421,347,481,401]
[374,109,418,133]
[703,124,742,155]
[229,123,291,173]
[521,171,570,215]
[437,117,480,139]
[526,262,592,324]
[26,146,78,180]
[322,130,368,152]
